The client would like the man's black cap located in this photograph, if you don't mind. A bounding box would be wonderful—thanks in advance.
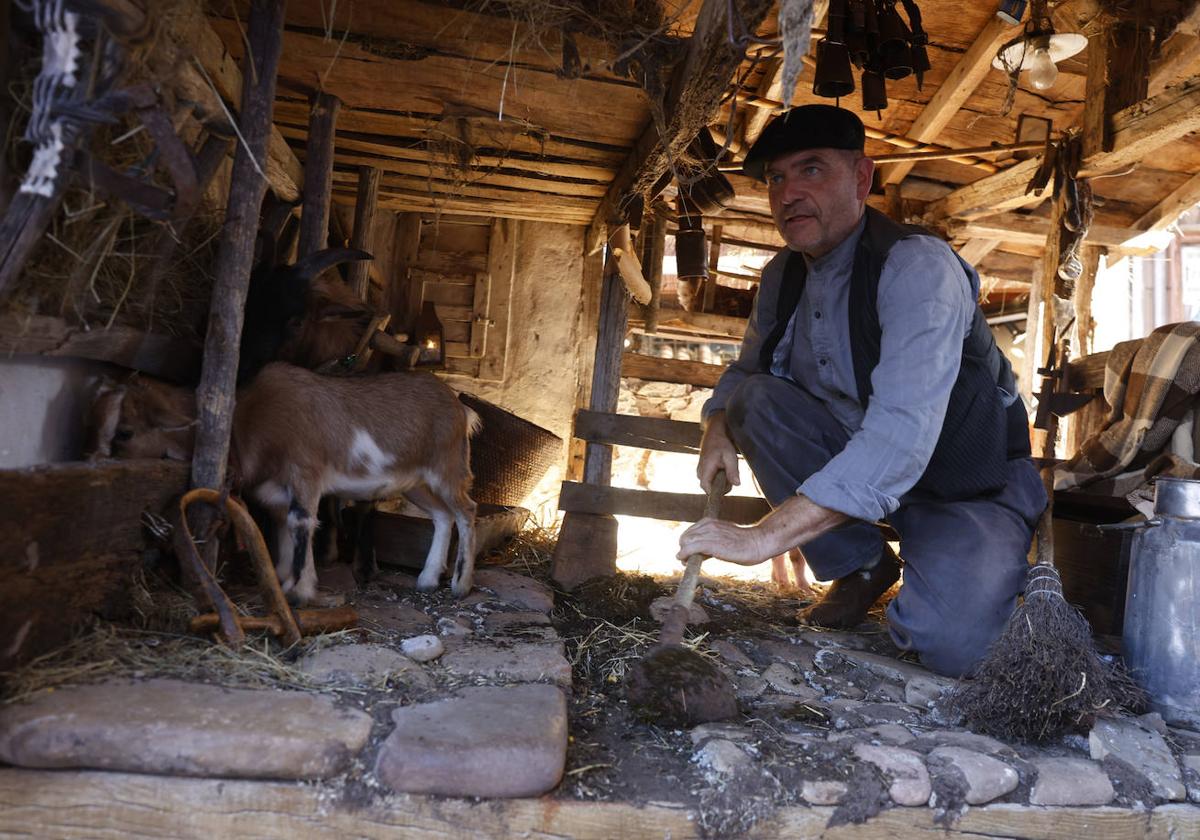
[743,105,866,180]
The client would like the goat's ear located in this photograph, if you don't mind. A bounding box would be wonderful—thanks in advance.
[85,385,127,460]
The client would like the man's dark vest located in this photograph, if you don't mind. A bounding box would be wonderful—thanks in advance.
[759,207,1031,501]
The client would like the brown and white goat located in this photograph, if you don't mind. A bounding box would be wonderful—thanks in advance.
[88,364,480,602]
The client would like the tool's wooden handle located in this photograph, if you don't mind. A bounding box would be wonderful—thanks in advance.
[661,470,730,644]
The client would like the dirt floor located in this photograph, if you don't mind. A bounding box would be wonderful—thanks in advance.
[4,524,1199,839]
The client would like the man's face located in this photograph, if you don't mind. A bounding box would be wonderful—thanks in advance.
[765,148,875,257]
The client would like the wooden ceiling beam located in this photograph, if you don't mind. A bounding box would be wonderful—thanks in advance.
[928,72,1200,223]
[592,0,775,228]
[956,239,1002,265]
[178,13,302,201]
[949,212,1157,254]
[1132,171,1200,232]
[879,15,1021,187]
[1148,3,1200,95]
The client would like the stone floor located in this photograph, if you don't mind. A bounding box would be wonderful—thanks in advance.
[1,559,1199,838]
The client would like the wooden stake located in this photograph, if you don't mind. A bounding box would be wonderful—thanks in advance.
[297,91,342,258]
[640,214,666,334]
[702,224,723,313]
[191,0,286,495]
[348,165,381,301]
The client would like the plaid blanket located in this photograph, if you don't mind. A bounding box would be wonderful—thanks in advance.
[1054,321,1200,496]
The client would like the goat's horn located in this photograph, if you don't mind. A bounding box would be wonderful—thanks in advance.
[291,248,374,282]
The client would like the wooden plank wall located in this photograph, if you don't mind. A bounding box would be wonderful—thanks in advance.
[0,461,190,671]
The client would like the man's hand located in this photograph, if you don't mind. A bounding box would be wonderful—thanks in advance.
[677,518,767,566]
[697,411,740,493]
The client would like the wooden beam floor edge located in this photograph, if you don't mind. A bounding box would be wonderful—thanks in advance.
[0,769,1197,839]
[558,481,770,524]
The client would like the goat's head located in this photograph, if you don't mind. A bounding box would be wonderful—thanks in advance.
[86,375,197,461]
[238,245,373,385]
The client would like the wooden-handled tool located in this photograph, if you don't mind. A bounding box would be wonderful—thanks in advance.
[625,469,738,726]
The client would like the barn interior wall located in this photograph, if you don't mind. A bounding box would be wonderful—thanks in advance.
[445,220,588,515]
[0,357,110,469]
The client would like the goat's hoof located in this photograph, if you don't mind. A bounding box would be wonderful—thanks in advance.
[415,577,440,594]
[451,579,473,599]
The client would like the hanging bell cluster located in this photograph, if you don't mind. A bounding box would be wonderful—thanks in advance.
[813,0,931,114]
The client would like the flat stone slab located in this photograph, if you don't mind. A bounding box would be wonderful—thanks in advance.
[375,684,567,798]
[802,779,848,805]
[853,743,931,806]
[482,611,552,635]
[1090,716,1186,801]
[694,739,752,775]
[355,603,433,637]
[473,568,554,613]
[441,640,571,687]
[918,729,1012,756]
[762,662,818,697]
[828,724,916,746]
[929,746,1019,805]
[0,679,372,780]
[836,649,935,685]
[649,596,709,626]
[297,643,428,688]
[709,639,755,670]
[1029,757,1115,806]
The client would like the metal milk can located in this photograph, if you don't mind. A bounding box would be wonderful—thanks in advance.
[1122,477,1200,729]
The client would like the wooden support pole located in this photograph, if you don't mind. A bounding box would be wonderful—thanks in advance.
[1082,10,1153,162]
[390,213,422,333]
[703,224,723,313]
[640,214,666,335]
[348,165,381,301]
[552,245,628,590]
[1027,187,1070,456]
[584,253,630,486]
[297,91,342,258]
[191,0,286,495]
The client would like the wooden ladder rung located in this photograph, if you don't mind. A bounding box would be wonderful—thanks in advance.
[573,409,702,454]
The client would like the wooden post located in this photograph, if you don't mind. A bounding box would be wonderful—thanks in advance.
[702,224,722,313]
[640,214,666,334]
[191,0,286,496]
[297,91,341,259]
[348,166,381,301]
[391,212,422,333]
[1065,245,1103,457]
[1082,10,1152,161]
[552,239,628,589]
[1028,186,1071,457]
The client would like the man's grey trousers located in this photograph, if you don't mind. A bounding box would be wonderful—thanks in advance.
[723,374,1047,677]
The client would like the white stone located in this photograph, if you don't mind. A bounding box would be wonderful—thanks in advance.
[929,746,1019,805]
[375,684,567,798]
[694,739,752,775]
[802,780,848,805]
[1029,757,1115,806]
[1089,717,1186,801]
[441,640,571,687]
[838,649,937,684]
[762,662,818,698]
[0,679,372,780]
[852,743,931,806]
[400,634,444,663]
[1184,754,1200,803]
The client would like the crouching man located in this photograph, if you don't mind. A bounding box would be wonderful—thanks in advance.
[677,105,1046,677]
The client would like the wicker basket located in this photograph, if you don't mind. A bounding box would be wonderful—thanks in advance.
[459,393,562,506]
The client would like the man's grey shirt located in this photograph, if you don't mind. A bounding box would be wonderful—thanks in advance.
[703,215,982,523]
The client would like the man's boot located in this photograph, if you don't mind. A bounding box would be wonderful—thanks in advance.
[798,545,901,629]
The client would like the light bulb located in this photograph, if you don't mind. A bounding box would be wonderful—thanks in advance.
[1027,45,1058,90]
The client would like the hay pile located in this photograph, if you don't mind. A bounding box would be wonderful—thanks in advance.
[3,0,223,339]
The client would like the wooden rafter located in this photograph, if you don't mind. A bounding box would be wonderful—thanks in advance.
[181,12,302,202]
[592,0,775,227]
[927,71,1200,223]
[879,16,1020,187]
[949,212,1158,254]
[1132,171,1200,233]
